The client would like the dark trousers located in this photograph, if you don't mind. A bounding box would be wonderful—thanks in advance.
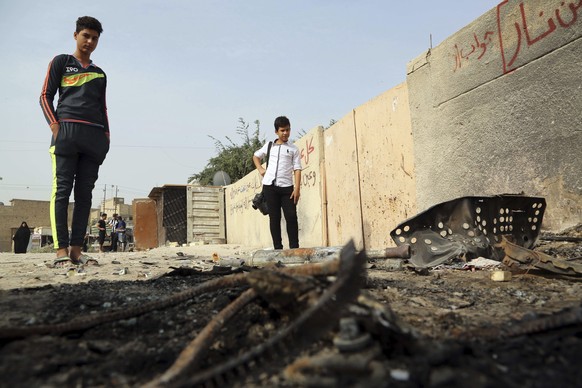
[49,122,109,249]
[263,184,299,249]
[111,231,118,252]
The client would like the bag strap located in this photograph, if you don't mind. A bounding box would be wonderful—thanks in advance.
[259,142,273,194]
[266,141,273,168]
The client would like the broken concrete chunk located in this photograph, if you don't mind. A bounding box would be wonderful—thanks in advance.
[491,270,512,282]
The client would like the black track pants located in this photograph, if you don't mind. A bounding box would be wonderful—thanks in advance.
[263,184,299,249]
[49,122,109,249]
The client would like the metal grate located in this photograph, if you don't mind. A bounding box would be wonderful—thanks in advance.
[163,187,187,245]
[390,195,546,267]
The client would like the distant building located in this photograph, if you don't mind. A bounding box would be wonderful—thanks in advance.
[0,198,129,252]
[90,197,132,225]
[0,199,72,252]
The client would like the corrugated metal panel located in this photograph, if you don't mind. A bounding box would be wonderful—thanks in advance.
[187,185,225,243]
[163,187,187,245]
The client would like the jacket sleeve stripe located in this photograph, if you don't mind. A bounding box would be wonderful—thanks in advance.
[40,58,59,125]
[102,76,109,133]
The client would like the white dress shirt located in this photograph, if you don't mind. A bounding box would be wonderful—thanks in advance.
[254,140,302,187]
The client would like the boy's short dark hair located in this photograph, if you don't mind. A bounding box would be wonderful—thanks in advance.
[101,213,107,217]
[76,16,103,35]
[274,116,290,131]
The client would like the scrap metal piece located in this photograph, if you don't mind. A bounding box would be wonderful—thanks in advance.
[498,236,582,276]
[390,195,546,268]
[465,304,582,339]
[333,317,372,352]
[251,247,340,266]
[247,270,318,309]
[284,343,385,387]
[183,240,368,387]
[251,245,410,266]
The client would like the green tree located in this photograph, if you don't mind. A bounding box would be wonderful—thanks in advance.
[188,118,265,185]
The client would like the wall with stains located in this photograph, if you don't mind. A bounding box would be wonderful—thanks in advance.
[322,112,364,249]
[406,0,582,230]
[224,168,271,247]
[226,84,416,251]
[295,126,327,247]
[324,84,417,250]
[353,84,417,249]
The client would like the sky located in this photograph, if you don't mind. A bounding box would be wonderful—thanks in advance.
[0,0,500,208]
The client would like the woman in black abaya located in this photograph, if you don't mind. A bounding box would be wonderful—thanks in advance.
[13,221,31,254]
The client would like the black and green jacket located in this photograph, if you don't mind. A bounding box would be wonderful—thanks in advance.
[40,54,109,134]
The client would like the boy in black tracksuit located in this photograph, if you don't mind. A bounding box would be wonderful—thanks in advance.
[40,16,109,266]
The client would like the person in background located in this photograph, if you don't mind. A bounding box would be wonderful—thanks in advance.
[116,216,127,252]
[40,16,109,267]
[13,221,31,254]
[252,116,302,250]
[82,232,90,252]
[97,213,107,252]
[109,213,119,252]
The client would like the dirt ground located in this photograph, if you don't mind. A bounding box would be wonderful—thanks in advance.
[0,234,581,388]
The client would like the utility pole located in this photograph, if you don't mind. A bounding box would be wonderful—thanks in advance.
[111,185,119,214]
[114,185,119,214]
[102,184,106,213]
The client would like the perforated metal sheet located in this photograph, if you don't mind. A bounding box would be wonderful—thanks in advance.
[390,195,546,268]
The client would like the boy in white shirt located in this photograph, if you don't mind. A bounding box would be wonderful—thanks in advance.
[253,116,302,249]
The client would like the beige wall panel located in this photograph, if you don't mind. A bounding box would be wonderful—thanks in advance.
[354,84,417,249]
[292,126,325,247]
[225,164,277,247]
[323,113,364,249]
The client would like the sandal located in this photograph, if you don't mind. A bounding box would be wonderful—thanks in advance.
[75,254,99,266]
[52,256,76,268]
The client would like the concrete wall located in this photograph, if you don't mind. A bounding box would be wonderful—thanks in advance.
[323,83,416,250]
[225,126,326,249]
[225,84,416,251]
[323,112,364,249]
[295,126,327,247]
[225,167,271,247]
[406,0,582,230]
[353,83,417,248]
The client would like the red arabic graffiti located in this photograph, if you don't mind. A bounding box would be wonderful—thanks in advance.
[300,137,315,165]
[452,0,581,73]
[453,31,495,71]
[498,0,581,73]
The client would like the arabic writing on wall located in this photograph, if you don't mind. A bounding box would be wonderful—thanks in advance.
[300,137,316,166]
[452,0,581,73]
[228,175,262,201]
